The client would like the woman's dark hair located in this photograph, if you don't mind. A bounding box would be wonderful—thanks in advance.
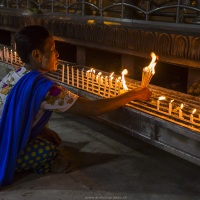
[15,25,51,63]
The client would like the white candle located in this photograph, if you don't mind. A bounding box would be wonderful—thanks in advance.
[100,76,103,85]
[92,70,95,92]
[168,99,174,115]
[109,72,114,88]
[6,48,9,62]
[67,65,69,84]
[14,51,17,63]
[105,76,108,87]
[0,49,3,60]
[97,72,101,84]
[77,69,79,88]
[114,78,118,96]
[98,79,101,95]
[118,80,121,95]
[190,108,196,123]
[72,66,74,86]
[10,50,13,64]
[190,114,194,123]
[82,69,84,89]
[62,64,65,82]
[92,69,95,80]
[86,76,89,91]
[86,70,90,91]
[179,104,184,119]
[3,47,6,60]
[96,75,99,83]
[109,77,113,88]
[157,96,166,111]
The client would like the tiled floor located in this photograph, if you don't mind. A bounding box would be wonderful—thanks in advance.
[1,112,200,200]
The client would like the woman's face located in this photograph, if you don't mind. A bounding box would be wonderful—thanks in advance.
[40,36,59,72]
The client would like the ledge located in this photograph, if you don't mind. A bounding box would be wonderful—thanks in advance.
[0,10,200,69]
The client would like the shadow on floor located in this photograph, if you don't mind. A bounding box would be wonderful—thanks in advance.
[1,140,119,190]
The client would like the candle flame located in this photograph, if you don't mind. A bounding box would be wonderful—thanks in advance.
[192,108,196,114]
[149,52,157,75]
[180,104,184,109]
[121,69,128,91]
[109,72,114,77]
[143,52,157,74]
[170,99,174,103]
[158,96,166,101]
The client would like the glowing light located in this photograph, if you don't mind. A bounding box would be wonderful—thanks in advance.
[157,96,166,111]
[192,108,197,114]
[141,52,158,87]
[121,69,128,91]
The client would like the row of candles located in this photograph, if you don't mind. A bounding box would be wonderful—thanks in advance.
[61,64,128,97]
[157,96,197,124]
[0,47,20,64]
[0,45,198,126]
[60,64,199,125]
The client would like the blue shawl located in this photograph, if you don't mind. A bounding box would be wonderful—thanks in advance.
[0,70,54,186]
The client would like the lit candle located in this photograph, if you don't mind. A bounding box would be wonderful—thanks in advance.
[0,49,3,60]
[179,104,184,119]
[92,69,95,92]
[121,69,128,91]
[72,66,74,86]
[3,47,6,60]
[6,48,9,62]
[104,78,107,97]
[108,75,113,97]
[86,71,89,91]
[109,72,114,88]
[10,50,13,64]
[157,96,166,111]
[98,78,101,95]
[77,69,79,88]
[67,65,69,84]
[92,69,95,79]
[190,108,196,123]
[98,72,102,85]
[105,76,108,87]
[62,64,65,82]
[82,69,84,89]
[96,74,99,83]
[14,51,17,63]
[168,99,174,115]
[117,77,121,95]
[108,80,111,97]
[114,78,118,96]
[100,75,103,85]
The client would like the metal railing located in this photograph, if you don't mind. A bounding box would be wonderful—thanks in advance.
[0,0,200,24]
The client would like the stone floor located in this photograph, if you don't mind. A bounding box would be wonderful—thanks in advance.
[1,112,200,200]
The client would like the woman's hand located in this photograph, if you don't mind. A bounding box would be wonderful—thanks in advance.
[39,127,62,145]
[133,87,152,101]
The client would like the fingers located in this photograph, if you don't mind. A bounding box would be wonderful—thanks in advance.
[137,87,152,101]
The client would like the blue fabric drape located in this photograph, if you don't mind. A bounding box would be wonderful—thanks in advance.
[0,70,54,186]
